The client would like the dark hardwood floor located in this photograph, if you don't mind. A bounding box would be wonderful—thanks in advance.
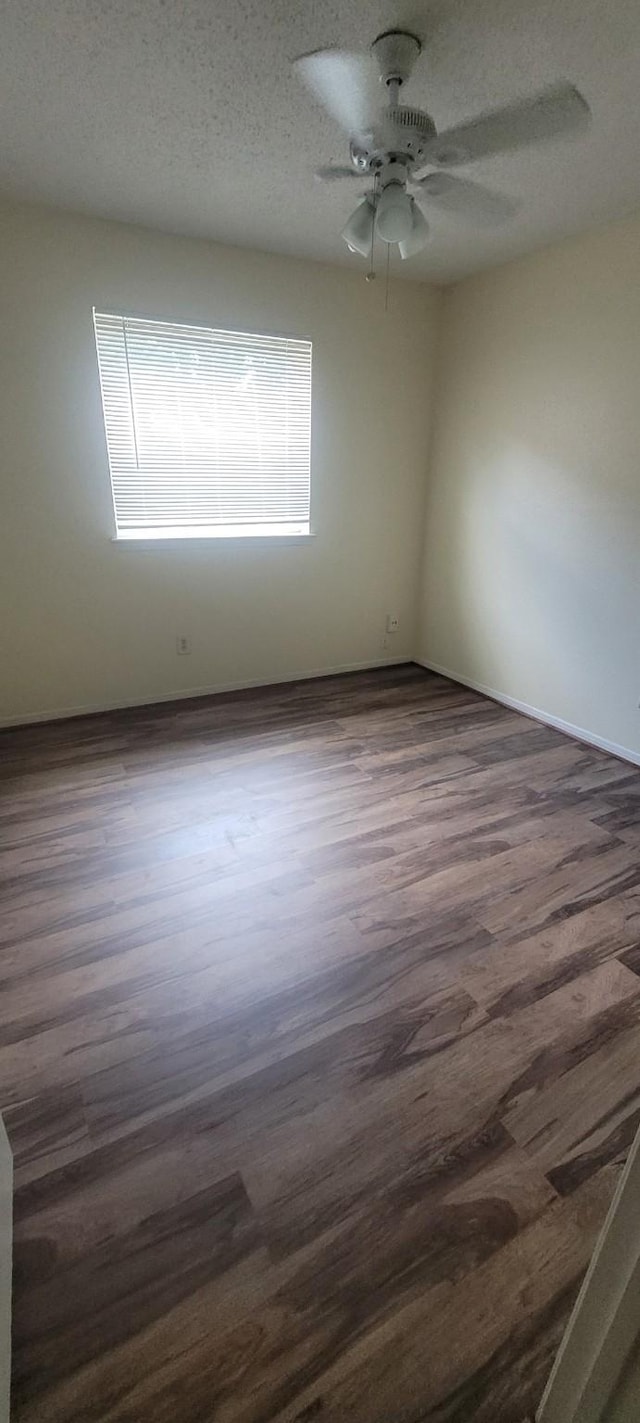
[3,664,640,1422]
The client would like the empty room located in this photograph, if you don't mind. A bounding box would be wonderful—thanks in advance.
[3,0,640,1420]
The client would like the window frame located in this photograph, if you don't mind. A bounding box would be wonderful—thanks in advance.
[93,308,314,545]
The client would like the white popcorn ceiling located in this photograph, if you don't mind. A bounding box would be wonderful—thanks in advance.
[1,0,640,283]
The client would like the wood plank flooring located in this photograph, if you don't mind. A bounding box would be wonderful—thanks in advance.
[2,664,640,1422]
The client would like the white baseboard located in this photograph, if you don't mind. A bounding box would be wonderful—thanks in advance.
[416,657,640,770]
[0,656,411,729]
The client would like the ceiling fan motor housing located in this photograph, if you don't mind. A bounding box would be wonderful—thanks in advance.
[350,107,437,175]
[385,106,436,157]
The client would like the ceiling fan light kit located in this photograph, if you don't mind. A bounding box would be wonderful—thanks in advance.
[293,27,591,274]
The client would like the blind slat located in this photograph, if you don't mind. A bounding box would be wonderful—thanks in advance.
[94,311,312,535]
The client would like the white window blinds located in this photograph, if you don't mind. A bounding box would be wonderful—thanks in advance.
[93,311,312,538]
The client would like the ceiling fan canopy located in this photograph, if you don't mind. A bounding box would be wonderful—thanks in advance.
[293,28,591,264]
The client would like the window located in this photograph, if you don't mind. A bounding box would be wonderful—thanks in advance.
[93,311,312,539]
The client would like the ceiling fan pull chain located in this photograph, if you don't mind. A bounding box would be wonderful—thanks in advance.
[366,173,378,283]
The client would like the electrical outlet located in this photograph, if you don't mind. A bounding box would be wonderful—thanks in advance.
[386,614,400,634]
[176,635,192,655]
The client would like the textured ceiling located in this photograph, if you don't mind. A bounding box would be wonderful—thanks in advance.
[1,0,640,283]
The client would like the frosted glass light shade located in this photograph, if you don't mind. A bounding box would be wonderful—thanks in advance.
[399,200,430,258]
[375,183,413,243]
[341,199,375,256]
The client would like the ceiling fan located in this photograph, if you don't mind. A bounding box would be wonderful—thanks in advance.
[293,30,591,262]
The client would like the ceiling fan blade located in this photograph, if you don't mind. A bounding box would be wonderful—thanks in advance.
[413,172,517,224]
[314,165,359,182]
[293,49,379,138]
[423,83,590,167]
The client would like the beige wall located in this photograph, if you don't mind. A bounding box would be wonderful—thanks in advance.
[0,1119,10,1423]
[8,195,640,749]
[537,1122,640,1423]
[418,211,640,763]
[0,199,440,724]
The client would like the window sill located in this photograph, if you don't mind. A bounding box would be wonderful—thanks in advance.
[110,523,314,543]
[111,529,314,547]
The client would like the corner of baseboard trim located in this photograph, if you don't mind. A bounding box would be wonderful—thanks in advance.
[415,657,640,770]
[0,656,412,729]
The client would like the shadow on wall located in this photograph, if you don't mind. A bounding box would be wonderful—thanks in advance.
[424,432,637,733]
